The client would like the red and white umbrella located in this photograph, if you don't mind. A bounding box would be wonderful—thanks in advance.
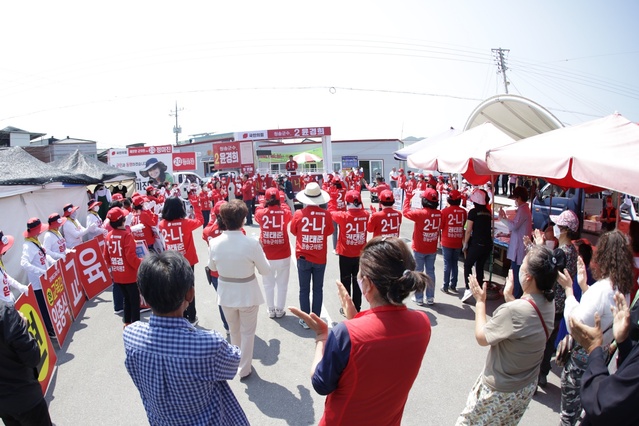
[293,152,322,163]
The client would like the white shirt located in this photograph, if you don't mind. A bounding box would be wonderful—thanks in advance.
[86,211,107,240]
[20,240,53,290]
[62,217,88,248]
[564,277,626,346]
[43,229,68,261]
[0,266,28,304]
[208,230,270,308]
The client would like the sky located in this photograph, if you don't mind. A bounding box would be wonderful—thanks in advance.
[2,1,638,149]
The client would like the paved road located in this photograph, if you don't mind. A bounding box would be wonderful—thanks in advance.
[46,195,564,425]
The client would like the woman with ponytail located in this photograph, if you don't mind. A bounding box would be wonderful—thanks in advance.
[290,237,432,426]
[457,245,560,425]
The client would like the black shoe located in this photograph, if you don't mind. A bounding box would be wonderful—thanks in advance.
[538,374,547,388]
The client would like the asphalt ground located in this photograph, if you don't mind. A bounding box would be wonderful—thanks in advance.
[45,193,564,425]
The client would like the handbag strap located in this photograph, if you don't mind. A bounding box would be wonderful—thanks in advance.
[524,298,549,340]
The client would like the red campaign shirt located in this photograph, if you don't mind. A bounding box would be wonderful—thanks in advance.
[367,182,391,195]
[199,192,211,211]
[286,160,298,172]
[416,181,427,192]
[331,209,370,258]
[130,209,158,246]
[241,180,255,200]
[210,189,223,205]
[367,207,403,238]
[402,198,441,254]
[440,205,468,249]
[104,228,141,283]
[328,186,347,212]
[234,177,243,196]
[159,204,204,266]
[255,205,292,260]
[397,174,406,188]
[290,206,334,264]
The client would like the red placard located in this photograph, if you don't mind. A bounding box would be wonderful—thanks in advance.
[74,238,112,300]
[172,152,197,171]
[213,142,241,169]
[15,286,58,395]
[60,252,87,319]
[40,263,73,346]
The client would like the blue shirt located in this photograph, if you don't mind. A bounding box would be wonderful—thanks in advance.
[123,315,248,426]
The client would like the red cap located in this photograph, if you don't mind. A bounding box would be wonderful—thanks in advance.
[146,185,155,193]
[398,168,404,173]
[132,195,145,207]
[265,187,279,200]
[24,217,48,237]
[447,189,462,201]
[423,188,438,203]
[345,190,361,204]
[107,207,129,222]
[427,178,437,187]
[88,200,102,210]
[379,190,394,203]
[112,193,124,202]
[213,200,227,216]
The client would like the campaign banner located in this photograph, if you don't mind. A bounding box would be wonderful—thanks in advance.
[213,142,241,169]
[74,238,112,300]
[60,252,88,319]
[107,148,173,192]
[15,287,58,395]
[40,263,73,346]
[172,152,197,171]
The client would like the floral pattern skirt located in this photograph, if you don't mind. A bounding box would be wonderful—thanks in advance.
[456,375,537,426]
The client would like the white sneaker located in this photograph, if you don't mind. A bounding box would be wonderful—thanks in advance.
[267,308,275,318]
[411,295,425,306]
[427,298,434,305]
[461,289,473,303]
[275,308,286,318]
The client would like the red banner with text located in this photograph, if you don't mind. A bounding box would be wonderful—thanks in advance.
[74,238,112,299]
[40,263,73,346]
[15,287,58,395]
[60,252,87,319]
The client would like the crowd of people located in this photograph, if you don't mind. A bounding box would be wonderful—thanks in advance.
[1,167,638,425]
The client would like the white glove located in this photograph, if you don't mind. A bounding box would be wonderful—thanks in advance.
[18,283,29,296]
[130,224,145,233]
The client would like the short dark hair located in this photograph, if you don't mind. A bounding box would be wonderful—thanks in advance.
[220,199,247,230]
[137,251,194,314]
[359,237,429,305]
[162,197,186,221]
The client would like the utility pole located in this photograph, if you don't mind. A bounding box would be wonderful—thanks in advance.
[170,101,183,145]
[492,48,510,94]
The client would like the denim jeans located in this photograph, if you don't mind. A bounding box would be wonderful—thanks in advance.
[297,257,326,316]
[413,251,436,301]
[442,246,460,290]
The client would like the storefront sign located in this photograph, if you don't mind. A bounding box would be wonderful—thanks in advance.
[342,156,359,169]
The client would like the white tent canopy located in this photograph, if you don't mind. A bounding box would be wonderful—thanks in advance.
[408,122,515,185]
[487,113,639,197]
[394,128,459,161]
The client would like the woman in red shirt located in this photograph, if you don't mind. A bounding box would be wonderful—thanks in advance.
[403,188,442,305]
[103,207,142,326]
[255,188,292,318]
[330,190,369,313]
[159,197,204,324]
[327,178,347,252]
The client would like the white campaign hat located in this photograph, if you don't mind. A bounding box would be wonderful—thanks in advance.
[296,182,330,206]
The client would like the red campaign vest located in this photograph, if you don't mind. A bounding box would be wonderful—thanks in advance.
[403,206,442,254]
[319,306,431,426]
[130,210,157,246]
[199,192,211,210]
[440,205,467,249]
[104,229,141,283]
[290,206,334,264]
[255,206,292,260]
[367,208,402,238]
[328,187,347,212]
[331,209,369,258]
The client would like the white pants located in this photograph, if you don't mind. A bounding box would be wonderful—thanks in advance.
[222,305,259,378]
[262,257,291,310]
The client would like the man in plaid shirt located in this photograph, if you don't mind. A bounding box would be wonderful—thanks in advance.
[123,251,248,426]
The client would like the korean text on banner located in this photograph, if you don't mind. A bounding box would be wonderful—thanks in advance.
[60,251,87,319]
[74,238,112,300]
[40,263,73,346]
[15,286,58,395]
